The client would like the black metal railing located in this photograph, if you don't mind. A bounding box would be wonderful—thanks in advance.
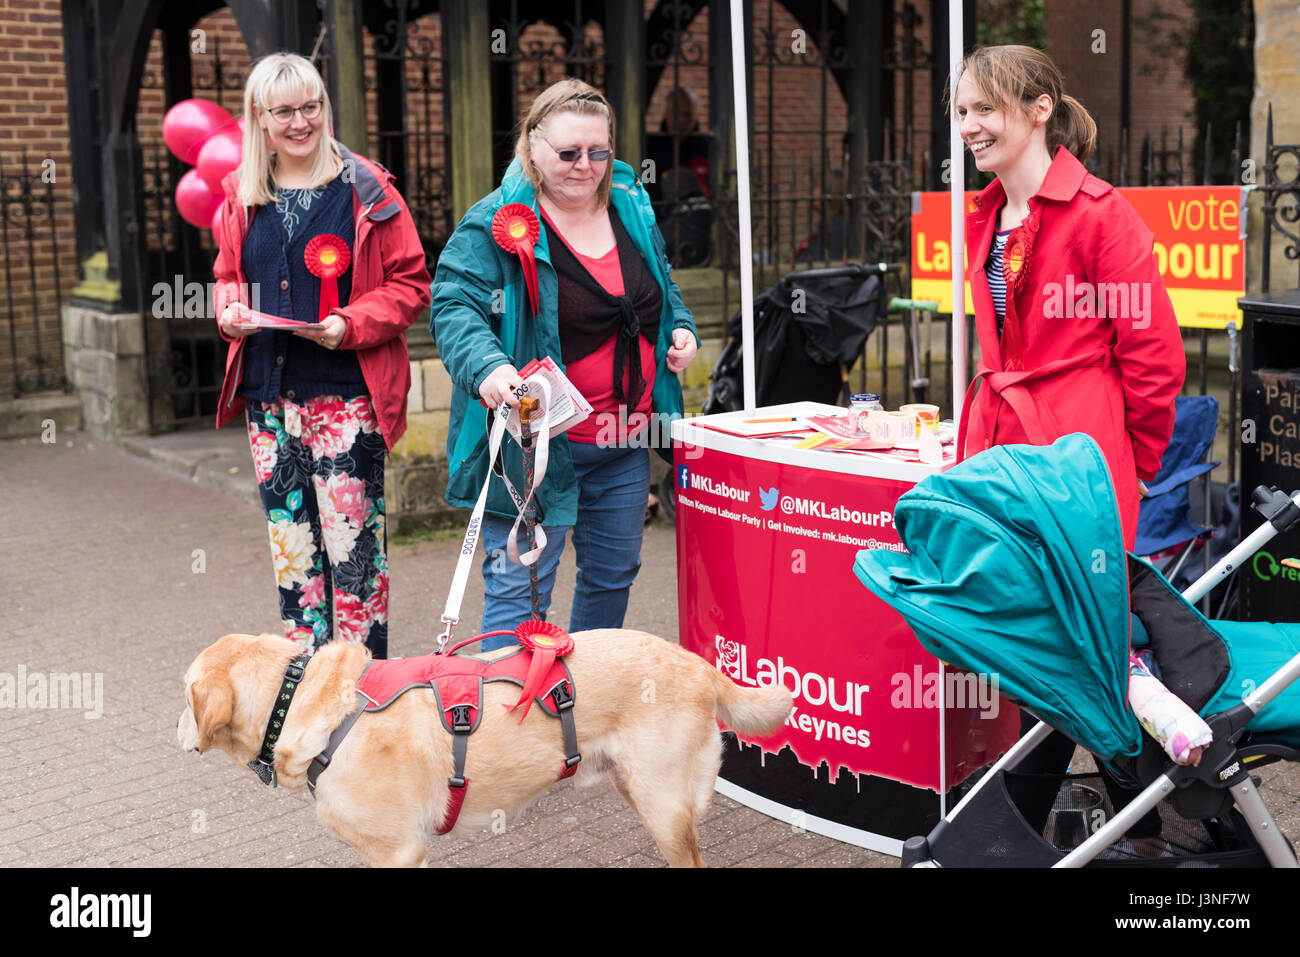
[1,152,69,398]
[488,1,608,183]
[1261,104,1300,294]
[365,5,454,272]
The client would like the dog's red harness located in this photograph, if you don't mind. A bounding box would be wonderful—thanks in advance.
[307,623,580,835]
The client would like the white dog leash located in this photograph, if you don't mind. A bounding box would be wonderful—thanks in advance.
[439,376,553,652]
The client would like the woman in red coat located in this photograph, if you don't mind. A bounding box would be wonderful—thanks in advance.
[953,45,1190,843]
[954,45,1184,550]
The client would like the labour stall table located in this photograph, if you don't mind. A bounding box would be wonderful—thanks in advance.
[670,401,1019,854]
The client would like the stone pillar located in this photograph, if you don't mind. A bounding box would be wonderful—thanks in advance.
[387,356,456,532]
[1247,0,1300,293]
[605,0,645,168]
[62,252,150,439]
[443,0,494,221]
[325,0,368,152]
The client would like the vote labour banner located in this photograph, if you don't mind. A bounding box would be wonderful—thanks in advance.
[911,186,1246,329]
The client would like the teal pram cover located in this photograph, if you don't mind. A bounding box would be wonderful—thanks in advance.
[1205,620,1300,737]
[853,432,1300,759]
[853,434,1143,759]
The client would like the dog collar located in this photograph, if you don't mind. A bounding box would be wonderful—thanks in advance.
[247,653,311,787]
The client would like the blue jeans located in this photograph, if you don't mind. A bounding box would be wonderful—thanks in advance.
[478,441,650,650]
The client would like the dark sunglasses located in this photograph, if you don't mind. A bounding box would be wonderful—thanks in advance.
[537,135,612,164]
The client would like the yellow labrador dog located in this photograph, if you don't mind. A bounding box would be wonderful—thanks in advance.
[178,630,792,867]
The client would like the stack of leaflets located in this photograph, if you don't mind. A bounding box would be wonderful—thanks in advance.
[802,414,891,450]
[508,357,593,440]
[231,307,325,331]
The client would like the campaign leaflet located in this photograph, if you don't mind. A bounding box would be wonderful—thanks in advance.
[511,356,593,440]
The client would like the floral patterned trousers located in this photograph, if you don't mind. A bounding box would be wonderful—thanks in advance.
[246,395,388,658]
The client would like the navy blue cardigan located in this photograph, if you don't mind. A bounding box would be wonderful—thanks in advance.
[239,173,365,402]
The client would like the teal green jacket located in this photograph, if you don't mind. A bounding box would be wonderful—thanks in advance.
[430,158,699,524]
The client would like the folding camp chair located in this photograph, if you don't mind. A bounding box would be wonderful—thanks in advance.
[1136,395,1220,584]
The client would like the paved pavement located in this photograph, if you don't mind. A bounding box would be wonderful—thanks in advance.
[0,427,890,868]
[5,428,1298,870]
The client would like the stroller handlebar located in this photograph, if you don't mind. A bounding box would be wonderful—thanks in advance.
[1182,487,1300,605]
[781,262,903,281]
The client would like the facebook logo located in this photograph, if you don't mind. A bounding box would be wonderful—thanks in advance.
[676,464,690,490]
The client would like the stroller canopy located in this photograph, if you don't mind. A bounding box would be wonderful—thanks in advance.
[853,433,1144,760]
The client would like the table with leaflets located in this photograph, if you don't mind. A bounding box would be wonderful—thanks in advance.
[670,401,1019,853]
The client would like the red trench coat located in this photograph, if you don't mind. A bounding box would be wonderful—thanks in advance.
[959,147,1185,548]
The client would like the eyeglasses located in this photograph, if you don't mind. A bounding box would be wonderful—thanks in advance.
[535,135,612,164]
[266,100,323,124]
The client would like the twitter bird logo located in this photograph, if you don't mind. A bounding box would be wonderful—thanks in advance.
[759,487,779,511]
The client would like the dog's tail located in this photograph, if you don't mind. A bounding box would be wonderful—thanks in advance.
[706,668,793,735]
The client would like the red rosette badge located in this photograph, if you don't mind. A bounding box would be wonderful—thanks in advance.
[1001,226,1032,296]
[506,620,573,722]
[304,234,352,322]
[491,203,541,317]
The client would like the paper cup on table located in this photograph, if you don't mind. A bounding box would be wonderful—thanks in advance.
[888,411,917,444]
[867,410,893,444]
[901,403,940,434]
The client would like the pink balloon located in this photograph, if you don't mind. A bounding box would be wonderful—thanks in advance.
[175,169,223,229]
[162,98,236,165]
[196,125,243,192]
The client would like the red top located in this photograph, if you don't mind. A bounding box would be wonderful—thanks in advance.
[543,211,655,444]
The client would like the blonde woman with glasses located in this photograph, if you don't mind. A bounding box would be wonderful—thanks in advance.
[212,52,430,658]
[431,77,700,649]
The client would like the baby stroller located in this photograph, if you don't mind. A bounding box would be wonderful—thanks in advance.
[853,433,1300,867]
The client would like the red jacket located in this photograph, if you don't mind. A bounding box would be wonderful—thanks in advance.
[960,147,1185,548]
[212,146,431,451]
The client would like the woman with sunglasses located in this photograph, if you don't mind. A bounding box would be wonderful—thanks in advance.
[432,77,699,649]
[212,52,431,657]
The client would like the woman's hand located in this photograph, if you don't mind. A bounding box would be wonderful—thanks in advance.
[218,302,260,339]
[293,313,348,350]
[666,328,697,373]
[479,364,524,410]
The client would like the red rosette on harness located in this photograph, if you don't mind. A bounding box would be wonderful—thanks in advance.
[506,620,573,723]
[304,234,352,322]
[491,203,541,317]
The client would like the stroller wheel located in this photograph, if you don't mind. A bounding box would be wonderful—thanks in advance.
[900,835,936,867]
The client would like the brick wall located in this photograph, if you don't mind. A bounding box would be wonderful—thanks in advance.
[0,0,76,395]
[1044,0,1198,185]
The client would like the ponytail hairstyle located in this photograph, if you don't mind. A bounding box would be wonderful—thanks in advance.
[956,45,1097,165]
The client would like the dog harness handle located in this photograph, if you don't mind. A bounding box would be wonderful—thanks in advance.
[439,377,553,651]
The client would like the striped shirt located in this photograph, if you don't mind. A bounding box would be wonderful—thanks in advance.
[985,229,1011,337]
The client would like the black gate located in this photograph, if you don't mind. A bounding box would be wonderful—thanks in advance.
[362,2,454,272]
[1,152,69,398]
[488,0,608,181]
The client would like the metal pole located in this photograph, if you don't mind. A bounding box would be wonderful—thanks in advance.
[948,0,967,433]
[730,0,757,411]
